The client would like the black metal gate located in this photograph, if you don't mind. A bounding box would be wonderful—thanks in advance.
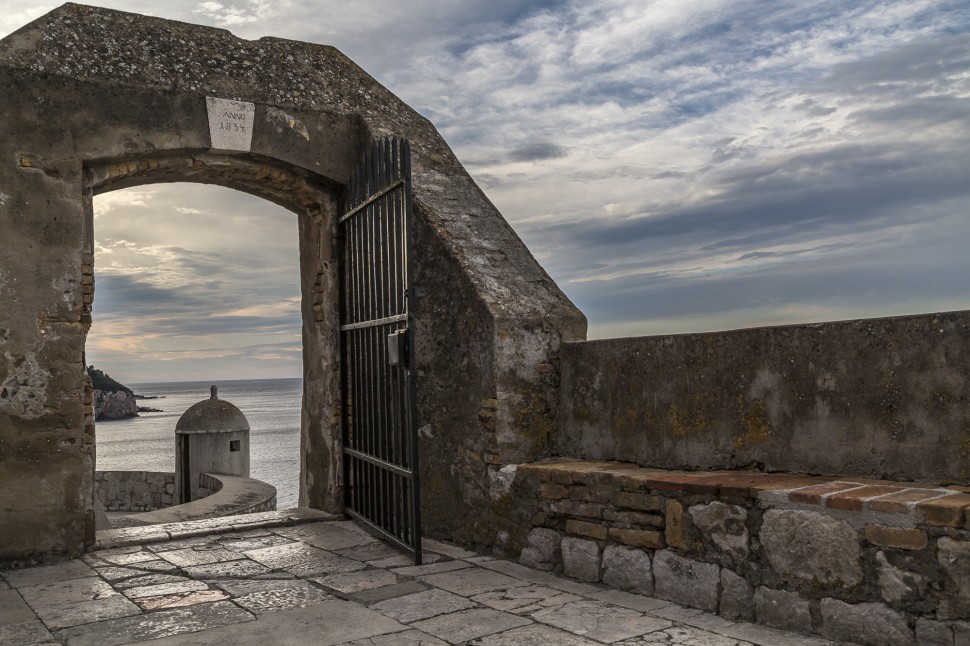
[339,137,422,563]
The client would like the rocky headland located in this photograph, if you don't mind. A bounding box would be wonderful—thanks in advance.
[93,389,138,420]
[89,366,163,420]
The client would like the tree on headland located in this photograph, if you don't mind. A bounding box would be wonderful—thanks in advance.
[86,365,133,395]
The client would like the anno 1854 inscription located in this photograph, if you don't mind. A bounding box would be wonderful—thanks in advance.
[206,96,255,151]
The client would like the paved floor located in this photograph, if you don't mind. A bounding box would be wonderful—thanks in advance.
[1,514,840,645]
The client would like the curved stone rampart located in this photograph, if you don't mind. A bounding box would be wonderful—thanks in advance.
[117,473,276,527]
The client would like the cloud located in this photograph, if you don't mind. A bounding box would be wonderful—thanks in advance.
[85,183,303,379]
[3,1,969,379]
[508,141,568,162]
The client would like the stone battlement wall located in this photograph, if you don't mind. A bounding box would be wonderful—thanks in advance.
[94,471,275,525]
[559,309,970,483]
[94,471,176,512]
[510,459,970,645]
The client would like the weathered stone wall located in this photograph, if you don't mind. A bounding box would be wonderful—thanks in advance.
[121,472,277,526]
[94,471,175,512]
[560,310,970,483]
[0,4,584,565]
[512,459,970,645]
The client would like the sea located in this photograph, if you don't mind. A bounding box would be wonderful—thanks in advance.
[95,378,303,510]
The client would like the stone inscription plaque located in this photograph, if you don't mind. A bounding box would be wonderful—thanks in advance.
[207,97,255,151]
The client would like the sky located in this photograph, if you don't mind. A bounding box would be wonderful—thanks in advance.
[2,1,969,383]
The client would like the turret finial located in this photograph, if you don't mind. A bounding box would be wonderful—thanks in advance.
[210,385,218,399]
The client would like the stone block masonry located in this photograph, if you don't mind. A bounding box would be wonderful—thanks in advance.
[95,471,176,512]
[511,458,970,646]
[95,472,276,527]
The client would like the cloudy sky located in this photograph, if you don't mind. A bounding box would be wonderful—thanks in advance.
[3,1,969,383]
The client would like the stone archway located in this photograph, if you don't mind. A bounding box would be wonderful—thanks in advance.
[83,151,344,513]
[0,4,586,566]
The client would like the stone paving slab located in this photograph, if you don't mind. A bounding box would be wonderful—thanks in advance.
[36,594,141,631]
[3,561,97,588]
[313,568,400,594]
[391,559,472,577]
[589,589,671,613]
[155,547,241,568]
[410,607,532,644]
[121,580,209,600]
[348,579,430,605]
[93,507,338,550]
[135,589,230,611]
[242,541,363,576]
[134,599,408,646]
[471,584,583,615]
[369,552,444,568]
[419,567,529,597]
[371,588,476,623]
[231,581,333,614]
[19,577,117,609]
[113,574,193,591]
[468,622,601,645]
[54,600,255,646]
[1,517,849,646]
[274,523,378,552]
[0,618,57,645]
[534,599,675,643]
[614,625,753,645]
[182,558,273,579]
[215,534,294,552]
[336,541,410,562]
[90,560,181,578]
[86,549,160,567]
[0,587,36,623]
[145,536,217,553]
[341,629,448,645]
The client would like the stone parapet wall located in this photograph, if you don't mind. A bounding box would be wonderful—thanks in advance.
[196,472,224,500]
[559,310,970,483]
[117,473,277,526]
[94,471,175,512]
[511,459,970,646]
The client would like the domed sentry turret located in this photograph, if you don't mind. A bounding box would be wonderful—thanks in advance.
[174,385,250,504]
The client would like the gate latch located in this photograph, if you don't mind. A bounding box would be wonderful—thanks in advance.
[387,330,408,367]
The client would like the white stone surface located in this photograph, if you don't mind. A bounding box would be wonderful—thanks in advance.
[207,97,255,151]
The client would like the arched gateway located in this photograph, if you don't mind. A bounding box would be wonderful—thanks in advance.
[0,4,585,565]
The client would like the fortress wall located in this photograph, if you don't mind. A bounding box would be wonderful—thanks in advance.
[559,310,970,483]
[0,4,584,565]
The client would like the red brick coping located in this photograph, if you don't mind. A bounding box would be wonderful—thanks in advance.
[519,459,970,529]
